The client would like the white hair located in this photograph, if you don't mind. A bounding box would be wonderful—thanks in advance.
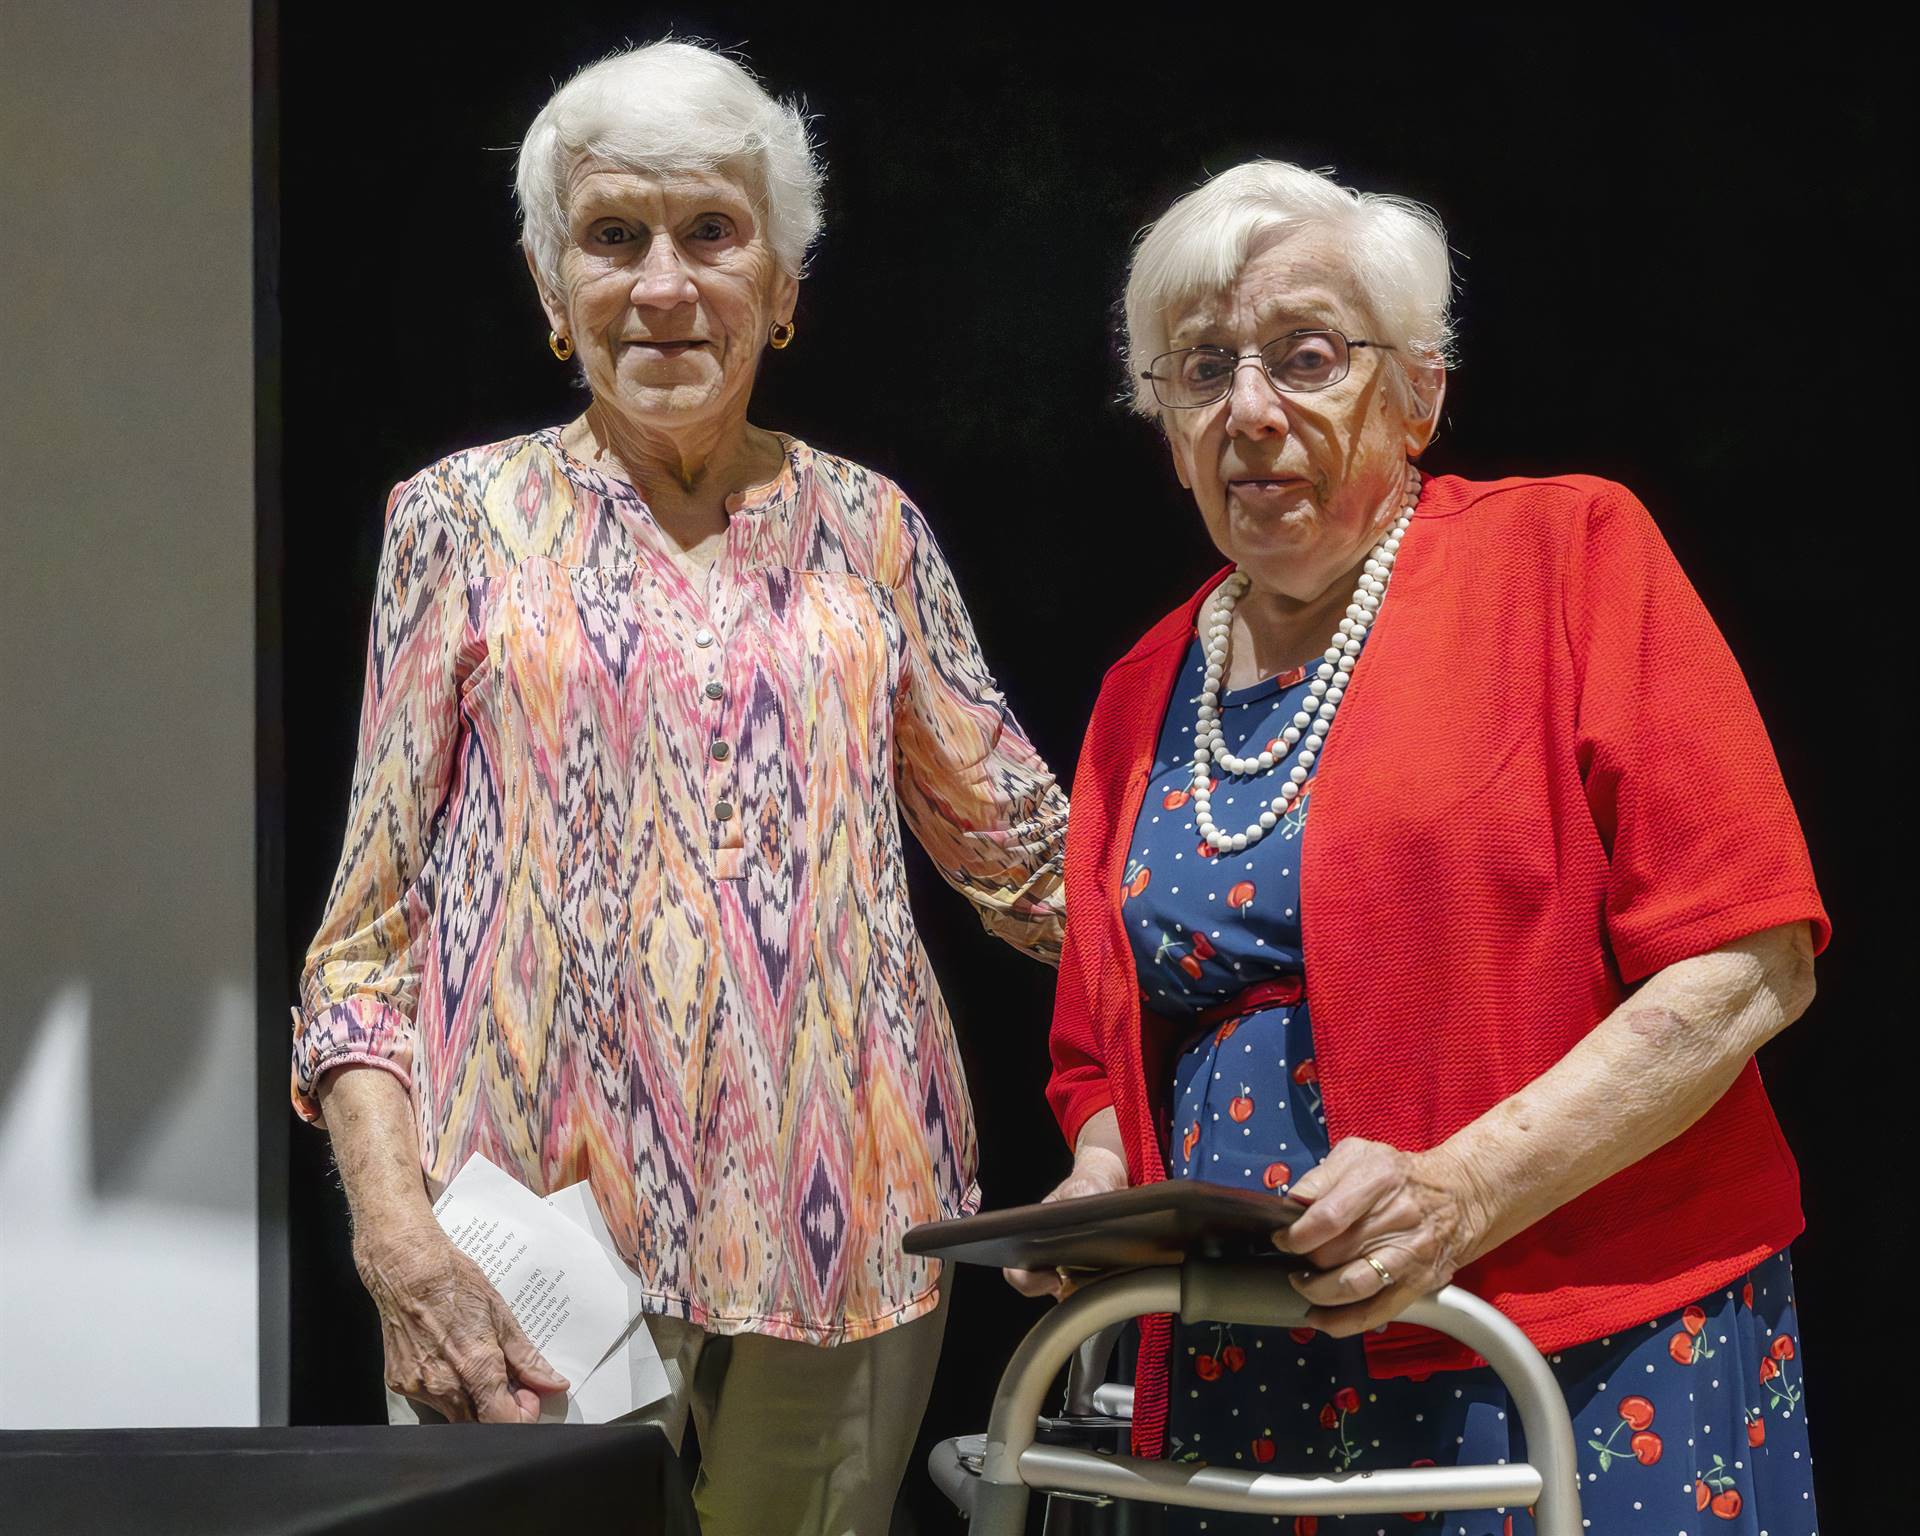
[515,40,824,296]
[1122,160,1455,417]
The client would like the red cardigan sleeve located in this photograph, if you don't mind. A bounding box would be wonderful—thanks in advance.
[1566,480,1830,981]
[1046,693,1120,1151]
[1047,921,1116,1150]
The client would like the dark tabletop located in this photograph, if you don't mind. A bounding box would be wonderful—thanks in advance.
[0,1425,698,1536]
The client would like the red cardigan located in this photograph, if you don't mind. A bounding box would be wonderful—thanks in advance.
[1046,474,1830,1459]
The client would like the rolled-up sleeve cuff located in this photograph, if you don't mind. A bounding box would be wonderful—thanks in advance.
[977,903,1066,966]
[1608,887,1831,986]
[290,999,415,1128]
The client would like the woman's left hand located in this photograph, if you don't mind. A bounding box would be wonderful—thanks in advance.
[1271,1137,1488,1336]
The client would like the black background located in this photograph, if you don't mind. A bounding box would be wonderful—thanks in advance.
[270,8,1908,1529]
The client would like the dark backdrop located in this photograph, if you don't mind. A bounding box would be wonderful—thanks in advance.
[270,8,1907,1529]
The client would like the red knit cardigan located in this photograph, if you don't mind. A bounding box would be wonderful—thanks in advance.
[1045,474,1830,1459]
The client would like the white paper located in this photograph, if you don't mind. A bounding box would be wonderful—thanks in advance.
[541,1179,672,1424]
[429,1153,639,1403]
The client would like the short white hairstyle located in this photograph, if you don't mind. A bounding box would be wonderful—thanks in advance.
[515,40,824,296]
[1123,160,1455,417]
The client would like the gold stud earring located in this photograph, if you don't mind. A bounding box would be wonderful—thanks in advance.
[768,319,795,350]
[548,331,574,361]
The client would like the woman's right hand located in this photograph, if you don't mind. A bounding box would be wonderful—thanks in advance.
[1002,1144,1130,1299]
[353,1212,570,1423]
[316,1066,569,1423]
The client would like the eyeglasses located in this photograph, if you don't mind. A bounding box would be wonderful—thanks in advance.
[1141,329,1392,410]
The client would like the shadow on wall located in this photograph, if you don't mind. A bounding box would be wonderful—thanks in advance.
[0,346,258,1214]
[0,658,256,1215]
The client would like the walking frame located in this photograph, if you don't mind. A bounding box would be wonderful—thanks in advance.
[928,1256,1583,1534]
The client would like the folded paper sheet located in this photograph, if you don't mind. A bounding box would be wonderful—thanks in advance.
[540,1177,672,1425]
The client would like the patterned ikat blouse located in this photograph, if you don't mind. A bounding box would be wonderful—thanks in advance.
[292,428,1066,1344]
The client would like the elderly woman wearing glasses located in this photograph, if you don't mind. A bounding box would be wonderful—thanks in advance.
[291,42,1065,1531]
[1008,161,1826,1534]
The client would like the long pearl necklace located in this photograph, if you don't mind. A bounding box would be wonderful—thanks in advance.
[1192,468,1422,854]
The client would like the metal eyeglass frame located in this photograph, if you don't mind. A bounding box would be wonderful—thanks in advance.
[1141,329,1394,410]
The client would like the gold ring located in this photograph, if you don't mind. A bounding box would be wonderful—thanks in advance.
[1364,1253,1394,1289]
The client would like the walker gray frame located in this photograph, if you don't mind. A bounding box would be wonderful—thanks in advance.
[931,1259,1582,1533]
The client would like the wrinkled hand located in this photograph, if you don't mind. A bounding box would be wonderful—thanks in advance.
[1002,1148,1130,1300]
[1271,1138,1487,1336]
[354,1214,570,1422]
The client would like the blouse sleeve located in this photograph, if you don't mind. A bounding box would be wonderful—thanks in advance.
[1567,479,1830,983]
[290,474,471,1125]
[889,491,1068,964]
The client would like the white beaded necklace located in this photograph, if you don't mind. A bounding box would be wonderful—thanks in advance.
[1192,467,1422,854]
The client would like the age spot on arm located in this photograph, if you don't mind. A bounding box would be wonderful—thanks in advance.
[1624,1005,1689,1047]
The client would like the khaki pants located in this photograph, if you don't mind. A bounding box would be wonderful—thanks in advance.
[387,1275,951,1536]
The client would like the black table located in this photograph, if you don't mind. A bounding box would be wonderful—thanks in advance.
[0,1425,699,1536]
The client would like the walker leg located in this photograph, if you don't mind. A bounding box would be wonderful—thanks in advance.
[970,1478,1032,1535]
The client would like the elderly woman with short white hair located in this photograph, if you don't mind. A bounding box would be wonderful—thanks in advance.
[1011,160,1827,1533]
[291,40,1066,1531]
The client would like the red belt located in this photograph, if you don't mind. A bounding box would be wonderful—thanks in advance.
[1192,974,1305,1038]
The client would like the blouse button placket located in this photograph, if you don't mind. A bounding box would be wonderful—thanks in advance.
[701,654,740,847]
[695,597,744,876]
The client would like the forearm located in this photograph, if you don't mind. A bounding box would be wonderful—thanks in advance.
[1073,1104,1126,1172]
[315,1065,436,1234]
[1434,922,1816,1265]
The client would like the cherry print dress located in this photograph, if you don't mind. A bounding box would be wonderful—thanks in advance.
[1123,632,1820,1534]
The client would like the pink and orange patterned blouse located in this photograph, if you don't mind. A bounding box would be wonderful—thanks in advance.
[293,428,1066,1343]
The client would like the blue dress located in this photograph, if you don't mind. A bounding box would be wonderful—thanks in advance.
[1123,633,1820,1534]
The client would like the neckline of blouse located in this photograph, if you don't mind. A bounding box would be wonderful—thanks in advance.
[535,424,809,516]
[1189,635,1312,711]
[1220,664,1311,709]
